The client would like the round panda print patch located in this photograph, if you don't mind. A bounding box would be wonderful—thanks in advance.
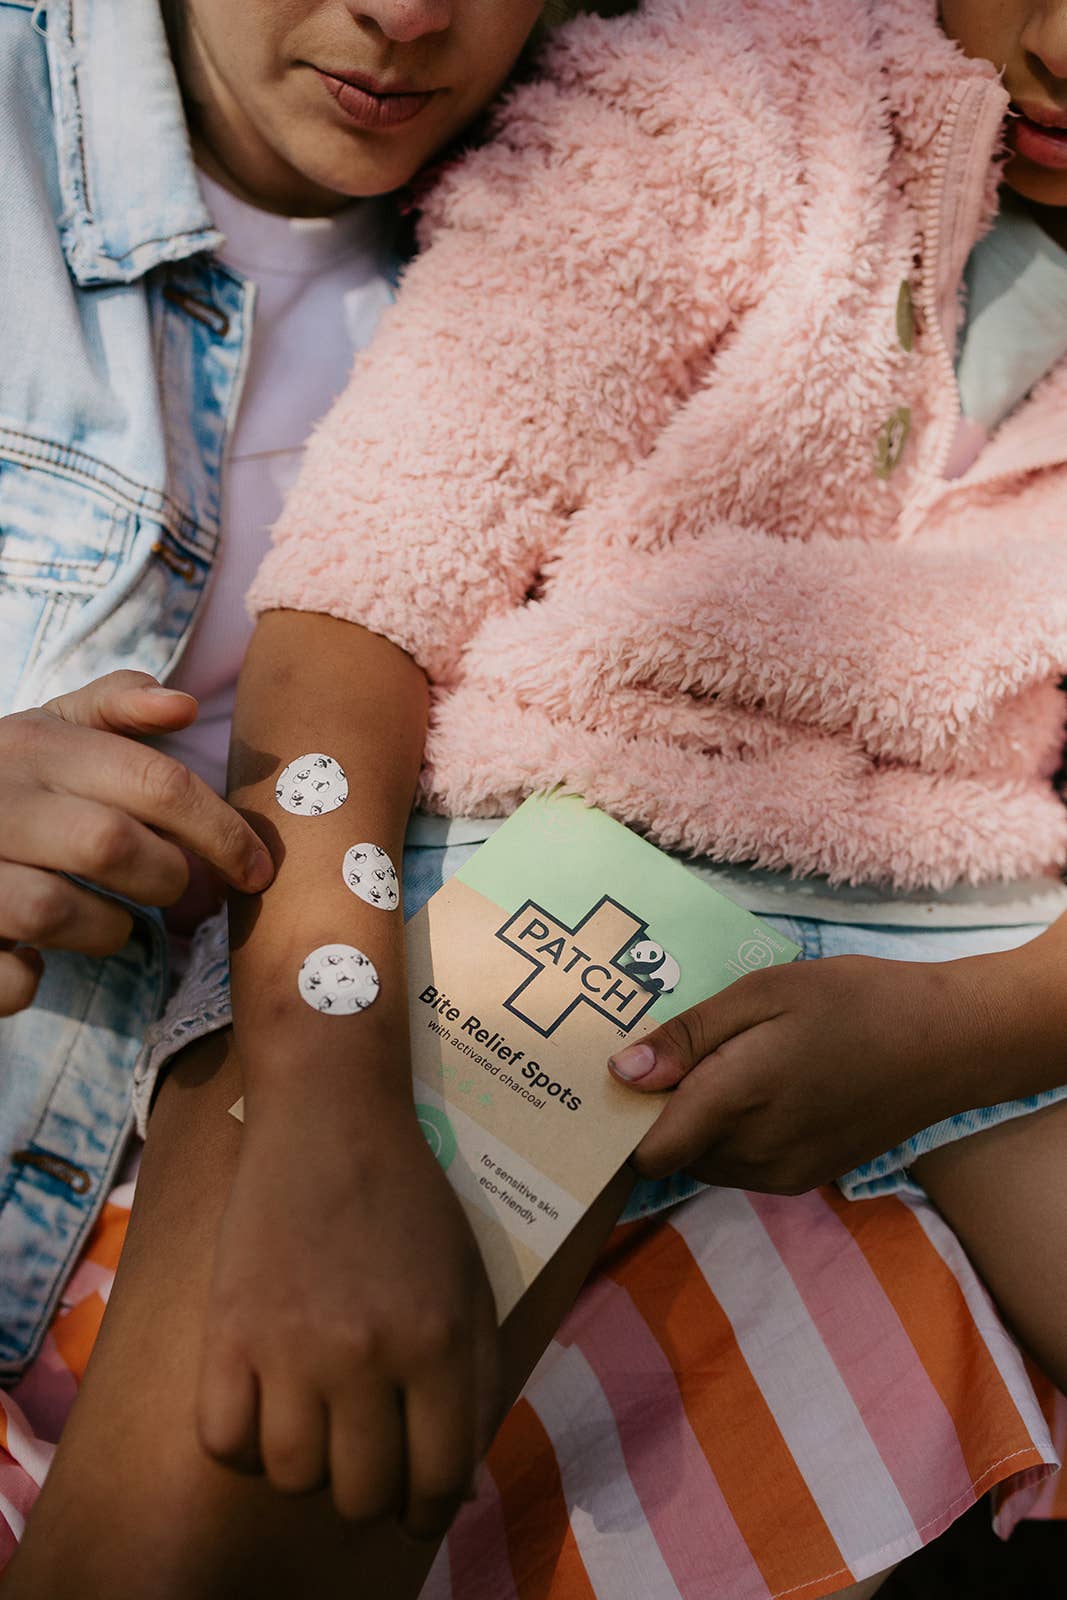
[275,754,348,817]
[297,944,379,1015]
[342,844,399,911]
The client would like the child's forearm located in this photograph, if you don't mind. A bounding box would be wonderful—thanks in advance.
[207,614,498,1527]
[226,610,429,1134]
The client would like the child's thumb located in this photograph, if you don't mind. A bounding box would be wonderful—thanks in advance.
[43,670,199,736]
[608,1012,710,1092]
[608,978,769,1093]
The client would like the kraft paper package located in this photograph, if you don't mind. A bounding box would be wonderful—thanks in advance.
[233,795,799,1318]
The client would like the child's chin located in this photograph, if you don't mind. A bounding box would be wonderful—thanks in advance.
[1001,154,1067,215]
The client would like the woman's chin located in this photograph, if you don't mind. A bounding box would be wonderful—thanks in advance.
[280,146,426,205]
[278,111,449,204]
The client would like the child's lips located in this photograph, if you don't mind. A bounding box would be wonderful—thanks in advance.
[1010,102,1067,172]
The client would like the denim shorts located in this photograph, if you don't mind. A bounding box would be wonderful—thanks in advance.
[133,844,1067,1219]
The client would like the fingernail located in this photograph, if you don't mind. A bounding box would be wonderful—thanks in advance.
[141,686,189,700]
[247,848,274,889]
[609,1043,657,1082]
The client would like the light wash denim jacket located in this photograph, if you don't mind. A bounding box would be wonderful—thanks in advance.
[0,0,255,1376]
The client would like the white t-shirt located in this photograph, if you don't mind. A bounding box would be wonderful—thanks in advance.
[159,172,397,794]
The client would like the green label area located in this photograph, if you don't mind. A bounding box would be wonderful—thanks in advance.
[416,1103,458,1172]
[457,793,799,1026]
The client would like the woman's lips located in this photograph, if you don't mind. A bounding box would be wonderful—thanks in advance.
[1010,104,1067,172]
[316,69,436,131]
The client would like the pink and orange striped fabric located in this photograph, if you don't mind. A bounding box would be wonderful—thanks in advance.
[1,1178,1063,1594]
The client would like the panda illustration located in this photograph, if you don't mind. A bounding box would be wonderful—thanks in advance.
[620,939,681,996]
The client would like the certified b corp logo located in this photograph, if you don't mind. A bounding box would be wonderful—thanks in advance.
[495,896,659,1039]
[735,937,775,970]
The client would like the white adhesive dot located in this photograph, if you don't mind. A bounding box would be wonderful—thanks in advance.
[298,944,380,1016]
[275,754,348,817]
[342,843,399,911]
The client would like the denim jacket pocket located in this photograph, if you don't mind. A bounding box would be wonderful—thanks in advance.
[0,457,138,703]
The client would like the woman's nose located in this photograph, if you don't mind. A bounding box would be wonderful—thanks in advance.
[344,2,453,44]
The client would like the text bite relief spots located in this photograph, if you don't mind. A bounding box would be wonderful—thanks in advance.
[298,944,380,1015]
[275,753,348,816]
[343,844,399,911]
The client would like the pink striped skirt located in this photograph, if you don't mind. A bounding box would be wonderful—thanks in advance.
[1,1174,1064,1594]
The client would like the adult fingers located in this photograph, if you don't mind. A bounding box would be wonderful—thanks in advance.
[328,1380,405,1524]
[607,969,785,1092]
[43,671,199,737]
[8,793,191,907]
[17,718,272,894]
[0,946,44,1017]
[0,861,134,957]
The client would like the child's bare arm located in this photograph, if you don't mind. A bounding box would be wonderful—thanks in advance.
[914,1098,1067,1393]
[200,609,499,1535]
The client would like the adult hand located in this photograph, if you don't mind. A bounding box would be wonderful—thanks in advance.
[0,670,274,1014]
[609,954,1009,1194]
[198,1087,500,1537]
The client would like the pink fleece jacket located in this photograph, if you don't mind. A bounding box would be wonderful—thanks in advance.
[250,0,1067,892]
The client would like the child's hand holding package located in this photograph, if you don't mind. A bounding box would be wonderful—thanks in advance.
[616,940,1067,1195]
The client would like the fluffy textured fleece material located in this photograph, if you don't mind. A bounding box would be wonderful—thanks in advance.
[252,0,1067,891]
